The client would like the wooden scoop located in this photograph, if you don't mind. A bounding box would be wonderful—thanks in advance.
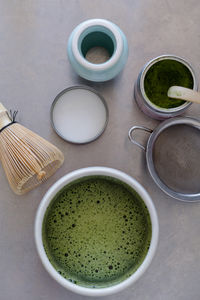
[168,86,200,104]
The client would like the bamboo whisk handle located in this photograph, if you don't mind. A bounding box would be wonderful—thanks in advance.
[0,102,64,195]
[0,104,12,130]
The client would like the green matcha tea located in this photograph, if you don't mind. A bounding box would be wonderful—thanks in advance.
[144,59,193,109]
[42,176,152,288]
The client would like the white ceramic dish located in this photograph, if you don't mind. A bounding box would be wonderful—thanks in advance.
[35,167,159,297]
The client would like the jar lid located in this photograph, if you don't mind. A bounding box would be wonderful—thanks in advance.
[51,86,108,144]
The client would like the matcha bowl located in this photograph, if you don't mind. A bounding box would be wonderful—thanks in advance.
[135,55,197,120]
[35,167,158,296]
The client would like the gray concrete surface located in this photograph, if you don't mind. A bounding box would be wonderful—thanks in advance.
[0,1,200,299]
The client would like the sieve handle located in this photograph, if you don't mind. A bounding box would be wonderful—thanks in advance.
[128,126,153,151]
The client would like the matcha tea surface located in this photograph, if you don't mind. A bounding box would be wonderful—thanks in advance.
[144,59,193,109]
[42,176,152,288]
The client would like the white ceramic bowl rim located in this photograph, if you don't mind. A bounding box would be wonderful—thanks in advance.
[35,167,159,297]
[71,19,123,71]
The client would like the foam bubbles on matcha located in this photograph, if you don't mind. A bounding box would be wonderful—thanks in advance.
[42,176,152,288]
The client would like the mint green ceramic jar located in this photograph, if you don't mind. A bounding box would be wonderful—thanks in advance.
[67,19,128,82]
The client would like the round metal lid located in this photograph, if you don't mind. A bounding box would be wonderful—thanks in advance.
[51,86,108,144]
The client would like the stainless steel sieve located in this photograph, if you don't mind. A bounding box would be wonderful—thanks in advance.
[129,117,200,202]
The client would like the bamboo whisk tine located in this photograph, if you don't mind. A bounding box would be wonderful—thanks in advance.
[0,103,64,195]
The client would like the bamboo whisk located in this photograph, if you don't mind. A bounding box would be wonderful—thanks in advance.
[0,103,64,195]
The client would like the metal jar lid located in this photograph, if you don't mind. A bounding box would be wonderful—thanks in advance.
[51,86,109,144]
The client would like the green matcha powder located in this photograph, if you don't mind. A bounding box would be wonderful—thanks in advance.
[144,59,193,109]
[42,176,152,288]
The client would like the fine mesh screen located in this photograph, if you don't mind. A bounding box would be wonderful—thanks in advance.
[153,124,200,194]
